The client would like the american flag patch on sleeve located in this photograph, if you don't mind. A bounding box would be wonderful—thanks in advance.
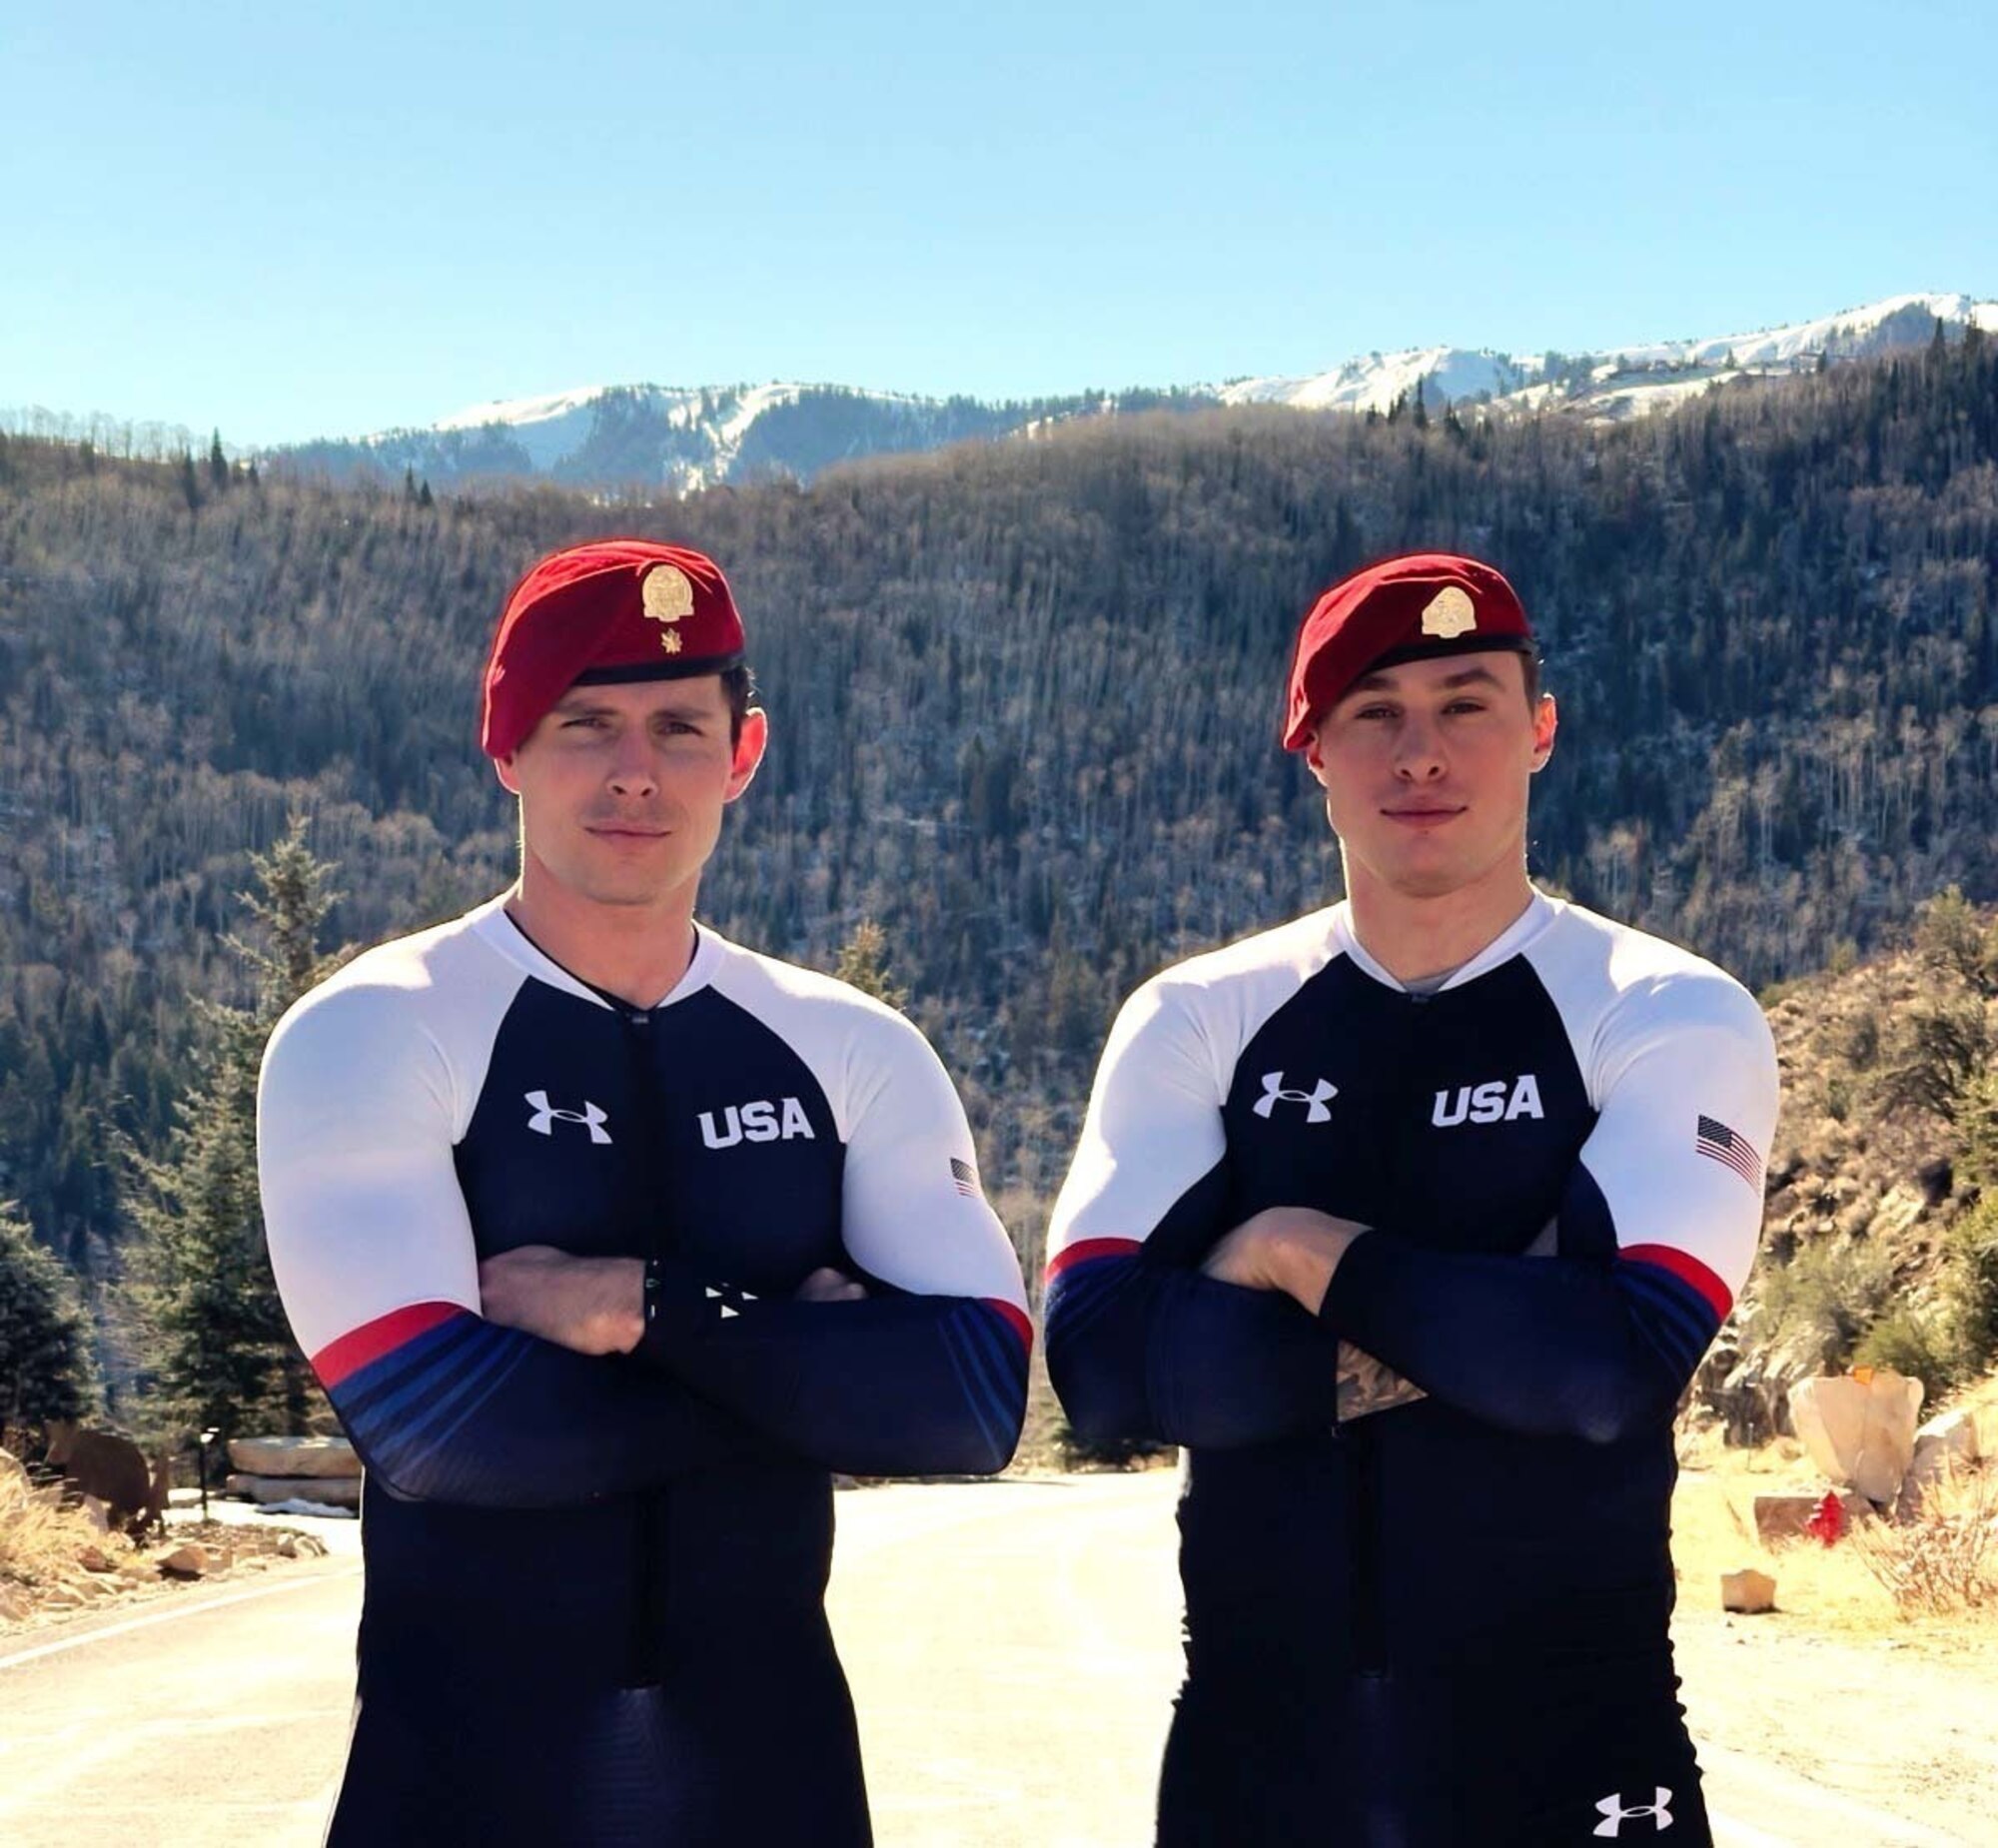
[950,1158,982,1200]
[1696,1115,1762,1192]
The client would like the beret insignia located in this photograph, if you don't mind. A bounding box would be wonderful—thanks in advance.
[1420,586,1478,639]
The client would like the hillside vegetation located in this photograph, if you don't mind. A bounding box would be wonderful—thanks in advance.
[1722,890,1998,1421]
[0,334,1994,1429]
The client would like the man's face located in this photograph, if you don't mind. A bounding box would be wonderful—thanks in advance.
[495,677,766,912]
[1302,651,1556,905]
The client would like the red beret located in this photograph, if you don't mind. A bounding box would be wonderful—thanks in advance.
[1282,552,1533,751]
[481,539,746,759]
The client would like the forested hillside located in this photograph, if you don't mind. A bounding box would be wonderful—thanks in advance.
[0,332,1993,1302]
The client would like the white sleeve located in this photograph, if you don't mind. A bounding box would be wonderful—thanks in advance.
[1579,967,1779,1314]
[257,982,482,1364]
[836,1010,1028,1313]
[1048,976,1228,1262]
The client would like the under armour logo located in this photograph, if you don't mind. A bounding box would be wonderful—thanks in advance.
[524,1090,612,1144]
[1252,1071,1338,1123]
[704,1284,757,1322]
[1594,1788,1673,1836]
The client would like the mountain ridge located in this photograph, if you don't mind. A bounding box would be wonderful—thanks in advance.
[8,291,1992,496]
[278,290,1996,491]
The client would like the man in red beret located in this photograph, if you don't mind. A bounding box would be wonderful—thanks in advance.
[259,538,1030,1845]
[1045,552,1777,1845]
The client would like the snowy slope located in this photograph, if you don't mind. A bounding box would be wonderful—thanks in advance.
[1220,293,1998,424]
[278,291,1997,488]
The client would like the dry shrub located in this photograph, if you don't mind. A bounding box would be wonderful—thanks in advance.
[0,1492,109,1591]
[1845,1466,1998,1616]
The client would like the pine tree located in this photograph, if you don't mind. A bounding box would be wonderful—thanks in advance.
[209,431,229,490]
[127,817,347,1444]
[1412,379,1430,432]
[832,919,909,1010]
[0,1201,101,1436]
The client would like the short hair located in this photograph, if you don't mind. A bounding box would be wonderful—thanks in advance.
[722,663,756,743]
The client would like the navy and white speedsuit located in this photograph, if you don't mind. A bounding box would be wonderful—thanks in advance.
[260,897,1030,1847]
[1045,892,1777,1847]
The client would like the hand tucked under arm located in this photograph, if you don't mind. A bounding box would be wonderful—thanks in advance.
[1200,1207,1372,1309]
[1198,1209,1426,1423]
[478,1247,647,1354]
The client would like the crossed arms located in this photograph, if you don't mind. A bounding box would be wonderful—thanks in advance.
[1045,964,1779,1450]
[258,979,1030,1509]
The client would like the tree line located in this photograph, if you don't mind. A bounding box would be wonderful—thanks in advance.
[0,329,1994,1436]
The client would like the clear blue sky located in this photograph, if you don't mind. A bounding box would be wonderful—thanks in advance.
[4,1,1992,448]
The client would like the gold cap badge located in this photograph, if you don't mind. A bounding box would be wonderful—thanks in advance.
[641,563,695,625]
[1420,585,1477,639]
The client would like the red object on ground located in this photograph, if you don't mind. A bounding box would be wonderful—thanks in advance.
[1804,1488,1845,1546]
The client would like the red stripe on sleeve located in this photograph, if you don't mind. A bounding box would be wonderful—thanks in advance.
[1620,1245,1732,1322]
[981,1299,1034,1352]
[1044,1236,1142,1283]
[313,1301,466,1389]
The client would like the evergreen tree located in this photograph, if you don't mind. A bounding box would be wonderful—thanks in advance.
[832,919,908,1010]
[0,1201,101,1435]
[209,430,229,490]
[127,817,347,1444]
[1412,379,1430,432]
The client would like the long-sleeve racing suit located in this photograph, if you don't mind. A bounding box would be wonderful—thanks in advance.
[260,897,1030,1847]
[1045,892,1777,1848]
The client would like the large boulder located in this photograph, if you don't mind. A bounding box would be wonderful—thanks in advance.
[1899,1407,1982,1516]
[226,1436,361,1478]
[226,1472,362,1509]
[1788,1370,1924,1504]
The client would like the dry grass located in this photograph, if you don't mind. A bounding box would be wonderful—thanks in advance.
[1672,1428,1998,1649]
[1847,1465,1998,1615]
[0,1493,114,1590]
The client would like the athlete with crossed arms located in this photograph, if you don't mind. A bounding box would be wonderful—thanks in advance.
[259,540,1029,1845]
[1045,553,1778,1845]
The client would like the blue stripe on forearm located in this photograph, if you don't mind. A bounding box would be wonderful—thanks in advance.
[1045,1255,1141,1345]
[341,1320,524,1445]
[340,1324,535,1487]
[333,1313,489,1418]
[1613,1263,1718,1376]
[937,1315,1010,1463]
[950,1304,1026,1432]
[389,1338,539,1490]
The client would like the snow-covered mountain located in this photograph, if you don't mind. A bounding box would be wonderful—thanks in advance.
[272,293,1997,492]
[1217,292,1998,421]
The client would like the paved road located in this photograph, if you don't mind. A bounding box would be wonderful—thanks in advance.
[0,1471,1975,1846]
